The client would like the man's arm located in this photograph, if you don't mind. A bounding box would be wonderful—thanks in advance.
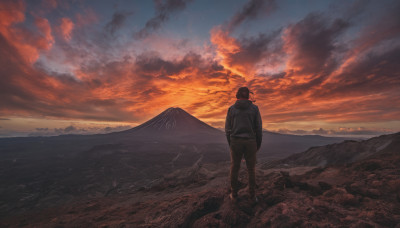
[225,107,232,146]
[255,107,262,150]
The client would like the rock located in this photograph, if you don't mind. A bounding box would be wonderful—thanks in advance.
[192,213,221,228]
[346,182,366,196]
[366,189,381,198]
[270,214,303,228]
[387,179,400,192]
[318,181,332,191]
[273,172,293,190]
[351,221,376,228]
[334,193,359,206]
[323,187,347,197]
[312,198,330,208]
[357,160,382,171]
[221,206,250,227]
[263,190,285,206]
[370,180,382,188]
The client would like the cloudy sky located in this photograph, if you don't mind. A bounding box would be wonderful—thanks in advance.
[0,0,399,137]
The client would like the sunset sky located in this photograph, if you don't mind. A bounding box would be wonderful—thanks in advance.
[0,0,399,137]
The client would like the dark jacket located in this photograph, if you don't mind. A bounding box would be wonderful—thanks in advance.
[225,99,263,149]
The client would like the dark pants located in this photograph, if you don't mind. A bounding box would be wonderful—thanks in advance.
[230,137,257,197]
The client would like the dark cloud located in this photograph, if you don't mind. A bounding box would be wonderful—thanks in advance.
[64,125,77,133]
[135,0,193,39]
[311,128,328,135]
[35,128,49,131]
[341,0,370,20]
[54,125,80,134]
[315,47,400,99]
[276,129,308,135]
[227,0,276,32]
[134,51,203,76]
[105,11,133,35]
[229,30,283,71]
[274,127,394,137]
[284,13,349,75]
[348,1,400,58]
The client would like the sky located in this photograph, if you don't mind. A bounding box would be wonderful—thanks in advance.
[0,0,399,137]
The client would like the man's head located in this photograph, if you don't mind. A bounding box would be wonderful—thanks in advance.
[236,87,250,99]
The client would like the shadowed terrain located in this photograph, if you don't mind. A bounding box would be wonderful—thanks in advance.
[1,132,399,227]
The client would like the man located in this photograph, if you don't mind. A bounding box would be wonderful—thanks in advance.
[225,87,262,202]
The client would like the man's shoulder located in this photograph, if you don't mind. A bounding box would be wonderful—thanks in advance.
[250,103,259,110]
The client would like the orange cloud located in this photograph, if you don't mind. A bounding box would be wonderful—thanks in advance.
[34,17,54,50]
[59,17,74,41]
[210,26,244,77]
[0,0,55,63]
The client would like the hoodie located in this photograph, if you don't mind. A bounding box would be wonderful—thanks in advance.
[225,99,263,149]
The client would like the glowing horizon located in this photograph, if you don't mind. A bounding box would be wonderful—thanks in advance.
[0,0,399,137]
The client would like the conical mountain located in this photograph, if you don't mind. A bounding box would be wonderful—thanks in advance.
[119,107,224,141]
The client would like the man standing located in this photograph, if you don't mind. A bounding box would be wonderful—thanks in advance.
[225,87,262,202]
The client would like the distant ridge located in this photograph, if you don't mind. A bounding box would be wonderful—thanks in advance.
[262,132,400,168]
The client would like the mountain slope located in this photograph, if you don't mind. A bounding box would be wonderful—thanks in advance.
[262,132,400,168]
[122,107,221,135]
[113,107,224,143]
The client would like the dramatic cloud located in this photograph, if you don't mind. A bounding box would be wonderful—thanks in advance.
[135,0,193,38]
[34,17,54,50]
[0,0,399,136]
[0,0,53,63]
[211,27,283,77]
[283,13,349,75]
[227,0,276,32]
[105,11,133,35]
[59,17,74,41]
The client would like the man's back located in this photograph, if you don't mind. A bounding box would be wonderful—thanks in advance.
[225,99,262,149]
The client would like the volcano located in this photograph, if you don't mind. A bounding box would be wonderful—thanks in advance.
[119,107,224,141]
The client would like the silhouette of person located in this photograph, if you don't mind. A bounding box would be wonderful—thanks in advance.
[225,87,262,203]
